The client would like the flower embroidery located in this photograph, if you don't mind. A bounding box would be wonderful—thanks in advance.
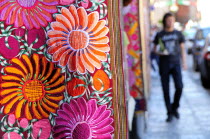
[67,77,87,97]
[47,5,110,74]
[92,70,110,92]
[53,98,114,139]
[0,0,58,29]
[0,54,65,120]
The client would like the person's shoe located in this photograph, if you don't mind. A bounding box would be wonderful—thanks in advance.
[173,111,180,119]
[166,114,173,122]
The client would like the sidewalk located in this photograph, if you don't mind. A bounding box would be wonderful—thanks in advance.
[145,70,210,139]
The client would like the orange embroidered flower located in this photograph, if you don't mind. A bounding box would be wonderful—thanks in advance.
[0,54,65,120]
[0,0,58,29]
[47,5,110,74]
[92,70,110,91]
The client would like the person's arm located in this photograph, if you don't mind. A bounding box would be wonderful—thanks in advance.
[180,42,187,70]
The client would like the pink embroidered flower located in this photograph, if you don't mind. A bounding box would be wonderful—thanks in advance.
[81,0,89,8]
[53,98,114,139]
[32,119,51,139]
[0,0,59,29]
[3,132,22,139]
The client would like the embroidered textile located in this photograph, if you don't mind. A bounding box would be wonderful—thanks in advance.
[0,0,127,138]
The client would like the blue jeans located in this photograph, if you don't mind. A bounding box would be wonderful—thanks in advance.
[159,62,183,115]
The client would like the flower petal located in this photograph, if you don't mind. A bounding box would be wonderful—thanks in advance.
[37,103,49,118]
[1,92,20,104]
[77,97,88,120]
[77,51,86,74]
[89,43,110,52]
[41,62,54,81]
[22,54,33,79]
[11,58,28,75]
[29,11,41,29]
[70,99,82,121]
[0,88,21,96]
[48,30,68,38]
[86,99,97,121]
[53,131,71,139]
[33,54,40,79]
[69,5,79,29]
[4,96,22,114]
[80,50,95,73]
[90,20,106,34]
[67,51,77,72]
[91,109,111,125]
[41,100,56,113]
[43,97,59,108]
[22,9,33,29]
[93,126,114,135]
[45,85,65,94]
[1,82,22,88]
[15,99,25,118]
[0,2,16,20]
[52,46,70,61]
[91,118,114,130]
[32,102,43,119]
[90,36,109,44]
[14,8,23,27]
[57,110,73,124]
[55,117,70,126]
[1,75,22,82]
[53,125,72,134]
[6,5,19,25]
[4,67,25,79]
[39,57,47,80]
[86,12,99,33]
[90,26,109,39]
[25,102,32,120]
[84,49,102,69]
[92,133,112,139]
[59,49,73,66]
[46,95,64,101]
[47,40,67,54]
[45,75,64,88]
[51,22,69,32]
[61,7,75,29]
[77,7,88,30]
[56,14,72,31]
[87,47,107,61]
[62,103,77,120]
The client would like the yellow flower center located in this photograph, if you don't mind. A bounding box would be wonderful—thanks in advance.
[69,30,89,50]
[23,80,44,102]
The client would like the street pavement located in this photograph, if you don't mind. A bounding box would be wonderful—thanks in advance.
[145,55,210,139]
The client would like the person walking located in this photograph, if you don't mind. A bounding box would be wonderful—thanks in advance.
[153,13,187,122]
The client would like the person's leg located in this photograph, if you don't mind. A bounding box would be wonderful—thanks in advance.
[171,64,183,118]
[159,63,172,119]
[150,52,156,71]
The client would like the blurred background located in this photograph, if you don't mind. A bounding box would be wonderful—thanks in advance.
[123,0,210,138]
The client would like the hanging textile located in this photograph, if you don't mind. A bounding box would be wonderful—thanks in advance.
[123,0,146,111]
[0,0,127,138]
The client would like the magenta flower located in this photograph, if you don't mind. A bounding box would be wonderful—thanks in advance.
[0,0,58,29]
[53,98,114,139]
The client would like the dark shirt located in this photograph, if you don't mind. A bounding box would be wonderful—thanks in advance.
[153,30,185,64]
